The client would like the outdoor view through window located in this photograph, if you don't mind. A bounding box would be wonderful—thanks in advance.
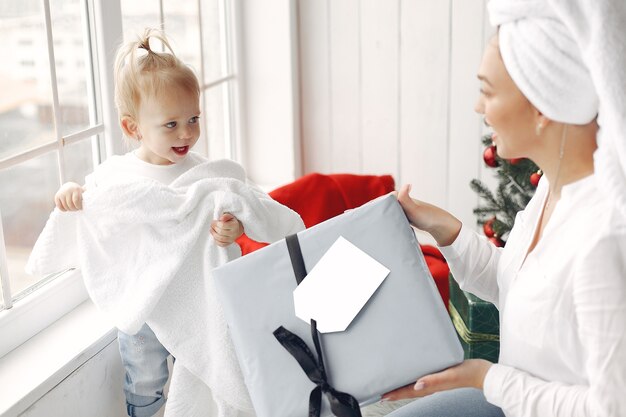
[0,0,95,305]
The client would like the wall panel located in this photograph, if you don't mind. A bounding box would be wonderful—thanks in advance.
[399,0,450,208]
[360,0,400,181]
[329,0,362,173]
[298,0,492,231]
[299,0,332,174]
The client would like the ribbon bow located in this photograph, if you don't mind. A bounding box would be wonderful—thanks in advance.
[273,319,362,417]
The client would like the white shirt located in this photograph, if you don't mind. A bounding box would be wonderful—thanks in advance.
[440,175,626,417]
[85,150,207,186]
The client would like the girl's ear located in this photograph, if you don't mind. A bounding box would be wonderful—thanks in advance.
[121,116,141,140]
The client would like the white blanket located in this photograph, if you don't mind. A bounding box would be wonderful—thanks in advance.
[27,159,305,417]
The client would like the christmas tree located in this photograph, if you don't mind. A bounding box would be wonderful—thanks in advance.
[470,133,540,246]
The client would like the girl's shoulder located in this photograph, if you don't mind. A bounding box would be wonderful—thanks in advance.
[85,153,132,186]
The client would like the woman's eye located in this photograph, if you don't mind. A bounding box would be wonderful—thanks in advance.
[189,116,200,124]
[165,121,177,128]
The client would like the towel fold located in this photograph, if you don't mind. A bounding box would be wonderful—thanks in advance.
[488,0,626,218]
[27,159,304,417]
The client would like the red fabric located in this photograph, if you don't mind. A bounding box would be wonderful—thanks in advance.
[236,173,449,303]
[421,244,450,304]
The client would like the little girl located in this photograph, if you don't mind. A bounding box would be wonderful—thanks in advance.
[51,28,302,417]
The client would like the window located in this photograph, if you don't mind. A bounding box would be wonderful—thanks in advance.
[0,0,241,357]
[0,0,102,313]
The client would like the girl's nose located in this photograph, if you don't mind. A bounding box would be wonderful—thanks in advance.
[179,125,192,140]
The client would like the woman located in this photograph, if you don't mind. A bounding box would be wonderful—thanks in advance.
[381,1,626,416]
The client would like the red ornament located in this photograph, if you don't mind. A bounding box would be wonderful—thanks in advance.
[483,145,498,168]
[530,170,542,187]
[509,158,523,165]
[483,217,496,238]
[489,236,505,247]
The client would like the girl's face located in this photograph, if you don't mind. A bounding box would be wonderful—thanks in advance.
[130,87,201,165]
[474,36,538,160]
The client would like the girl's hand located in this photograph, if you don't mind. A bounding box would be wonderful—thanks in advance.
[381,359,493,401]
[394,184,462,247]
[54,182,84,211]
[211,213,244,247]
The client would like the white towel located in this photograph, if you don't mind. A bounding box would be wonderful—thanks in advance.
[488,0,626,217]
[27,159,305,417]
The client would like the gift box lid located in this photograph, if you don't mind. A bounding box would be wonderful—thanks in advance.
[213,195,463,417]
[448,274,499,336]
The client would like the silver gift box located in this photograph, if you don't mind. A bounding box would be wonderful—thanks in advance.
[213,194,463,417]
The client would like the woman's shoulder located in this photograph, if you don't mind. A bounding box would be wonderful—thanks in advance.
[571,176,626,248]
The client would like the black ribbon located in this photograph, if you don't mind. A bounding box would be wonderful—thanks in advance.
[273,321,361,417]
[273,234,362,417]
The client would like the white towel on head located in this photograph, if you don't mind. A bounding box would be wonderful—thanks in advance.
[26,159,305,417]
[488,0,598,124]
[488,0,626,218]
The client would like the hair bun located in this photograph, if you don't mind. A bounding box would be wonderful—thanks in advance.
[138,38,151,52]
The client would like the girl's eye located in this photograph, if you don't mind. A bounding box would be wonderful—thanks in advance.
[165,121,177,128]
[189,116,200,124]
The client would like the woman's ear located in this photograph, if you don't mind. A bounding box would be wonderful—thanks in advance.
[534,110,551,137]
[121,116,141,140]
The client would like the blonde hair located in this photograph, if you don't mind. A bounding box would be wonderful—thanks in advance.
[114,28,200,127]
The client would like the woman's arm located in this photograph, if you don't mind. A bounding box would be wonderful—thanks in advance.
[396,184,462,246]
[396,184,502,304]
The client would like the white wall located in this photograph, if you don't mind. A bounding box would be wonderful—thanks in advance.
[297,0,496,229]
[239,0,302,188]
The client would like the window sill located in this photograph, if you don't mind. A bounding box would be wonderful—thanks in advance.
[0,300,116,416]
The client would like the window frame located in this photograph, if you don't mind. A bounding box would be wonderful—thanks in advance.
[0,0,243,359]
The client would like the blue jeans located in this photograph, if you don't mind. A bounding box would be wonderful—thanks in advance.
[118,324,171,417]
[386,388,505,417]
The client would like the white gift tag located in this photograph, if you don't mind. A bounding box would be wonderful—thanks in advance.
[293,236,390,333]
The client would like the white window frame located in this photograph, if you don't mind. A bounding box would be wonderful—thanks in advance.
[0,0,243,359]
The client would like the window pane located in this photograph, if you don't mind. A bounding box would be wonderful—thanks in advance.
[63,136,98,185]
[163,0,202,80]
[200,0,226,84]
[121,0,161,42]
[0,151,59,297]
[50,0,93,136]
[0,2,55,161]
[202,83,228,160]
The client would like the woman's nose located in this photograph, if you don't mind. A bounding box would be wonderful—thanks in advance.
[474,97,484,114]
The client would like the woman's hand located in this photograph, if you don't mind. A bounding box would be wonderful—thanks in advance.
[54,182,84,211]
[394,184,462,247]
[211,213,244,247]
[381,359,493,402]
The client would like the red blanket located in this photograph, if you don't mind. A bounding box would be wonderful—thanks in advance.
[236,173,449,303]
